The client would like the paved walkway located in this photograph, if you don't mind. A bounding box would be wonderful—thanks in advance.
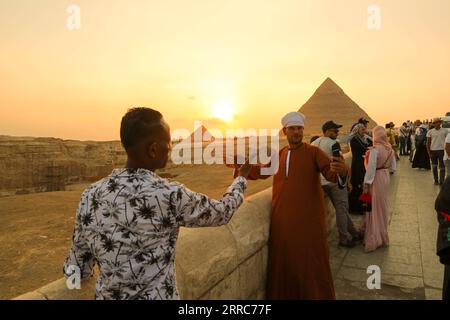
[329,156,444,300]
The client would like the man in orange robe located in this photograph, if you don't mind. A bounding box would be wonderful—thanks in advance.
[247,112,349,299]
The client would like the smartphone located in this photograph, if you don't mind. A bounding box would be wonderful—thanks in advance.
[331,142,341,160]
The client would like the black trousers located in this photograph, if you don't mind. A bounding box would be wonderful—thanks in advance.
[444,264,450,300]
[430,150,445,183]
[399,136,408,155]
[406,135,412,153]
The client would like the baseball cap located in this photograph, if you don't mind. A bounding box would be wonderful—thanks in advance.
[322,121,343,132]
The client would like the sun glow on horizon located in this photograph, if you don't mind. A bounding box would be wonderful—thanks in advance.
[211,99,235,122]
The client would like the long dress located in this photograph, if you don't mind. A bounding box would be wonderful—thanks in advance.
[412,143,431,169]
[362,146,396,252]
[349,135,370,214]
[247,143,339,299]
[412,128,431,169]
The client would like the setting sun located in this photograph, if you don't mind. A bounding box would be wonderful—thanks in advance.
[211,99,235,122]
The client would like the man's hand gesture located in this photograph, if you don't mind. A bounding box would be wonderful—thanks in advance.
[330,157,348,177]
[234,160,252,179]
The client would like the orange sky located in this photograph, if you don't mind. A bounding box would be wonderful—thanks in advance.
[1,0,450,141]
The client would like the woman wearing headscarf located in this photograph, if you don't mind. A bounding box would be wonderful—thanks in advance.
[412,123,431,170]
[349,123,370,215]
[361,126,396,252]
[435,177,450,300]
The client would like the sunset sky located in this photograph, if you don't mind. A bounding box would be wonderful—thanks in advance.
[1,0,450,140]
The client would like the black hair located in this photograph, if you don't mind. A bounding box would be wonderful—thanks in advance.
[120,107,164,150]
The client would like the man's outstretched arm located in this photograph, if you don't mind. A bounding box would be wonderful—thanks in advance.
[174,163,252,228]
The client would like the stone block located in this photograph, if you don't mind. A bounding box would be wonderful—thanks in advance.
[12,290,47,300]
[38,277,96,300]
[228,200,269,263]
[381,274,423,290]
[425,287,443,300]
[238,250,264,300]
[207,268,240,300]
[175,226,238,299]
[380,260,422,278]
[342,246,387,269]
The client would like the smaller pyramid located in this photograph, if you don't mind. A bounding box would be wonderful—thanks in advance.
[189,125,215,142]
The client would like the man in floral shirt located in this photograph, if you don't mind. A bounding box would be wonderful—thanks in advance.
[63,107,251,299]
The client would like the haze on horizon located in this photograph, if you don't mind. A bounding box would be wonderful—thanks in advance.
[1,0,450,141]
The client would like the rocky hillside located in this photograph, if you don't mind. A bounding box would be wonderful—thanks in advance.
[0,136,127,196]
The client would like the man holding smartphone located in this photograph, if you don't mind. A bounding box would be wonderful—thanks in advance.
[312,121,360,247]
[244,112,349,300]
[63,107,252,300]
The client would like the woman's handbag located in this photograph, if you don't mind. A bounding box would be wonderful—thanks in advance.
[359,192,372,213]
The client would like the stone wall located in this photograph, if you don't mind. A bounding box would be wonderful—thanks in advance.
[13,186,339,300]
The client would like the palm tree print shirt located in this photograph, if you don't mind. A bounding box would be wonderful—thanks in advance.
[63,168,247,299]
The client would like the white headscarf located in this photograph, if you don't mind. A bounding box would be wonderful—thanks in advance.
[351,123,365,136]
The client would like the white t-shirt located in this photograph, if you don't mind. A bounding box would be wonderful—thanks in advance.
[444,134,450,161]
[426,128,448,151]
[311,136,339,186]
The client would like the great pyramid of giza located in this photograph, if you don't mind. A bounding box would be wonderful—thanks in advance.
[298,78,377,135]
